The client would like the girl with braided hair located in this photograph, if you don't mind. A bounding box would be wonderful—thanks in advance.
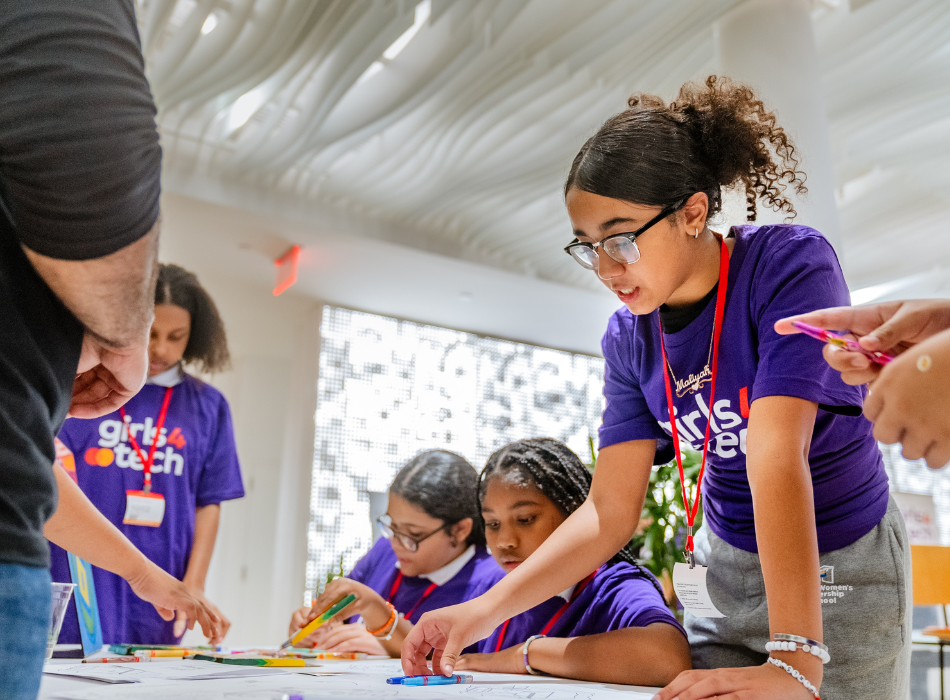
[455,438,689,686]
[404,77,910,700]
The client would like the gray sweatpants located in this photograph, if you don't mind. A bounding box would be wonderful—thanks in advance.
[686,497,912,700]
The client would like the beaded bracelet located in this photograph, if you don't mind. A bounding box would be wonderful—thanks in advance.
[368,603,398,640]
[521,635,546,675]
[767,657,820,698]
[765,633,831,664]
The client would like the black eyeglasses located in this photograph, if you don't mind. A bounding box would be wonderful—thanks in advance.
[564,198,688,270]
[376,514,446,553]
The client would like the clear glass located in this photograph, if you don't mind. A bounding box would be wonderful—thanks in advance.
[47,582,76,660]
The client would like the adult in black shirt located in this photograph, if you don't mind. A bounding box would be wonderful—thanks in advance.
[0,3,223,697]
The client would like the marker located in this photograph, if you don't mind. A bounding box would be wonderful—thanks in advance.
[281,649,367,660]
[387,674,474,685]
[791,321,893,365]
[280,594,357,650]
[82,656,139,663]
[134,649,189,658]
[190,654,304,667]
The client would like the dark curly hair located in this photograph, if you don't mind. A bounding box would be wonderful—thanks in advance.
[479,438,660,594]
[390,450,486,547]
[154,263,230,374]
[565,75,807,223]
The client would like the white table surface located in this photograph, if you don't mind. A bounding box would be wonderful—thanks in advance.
[39,657,662,699]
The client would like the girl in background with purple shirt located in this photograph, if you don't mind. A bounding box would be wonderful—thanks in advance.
[457,438,689,686]
[50,264,245,644]
[289,450,503,656]
[403,77,910,700]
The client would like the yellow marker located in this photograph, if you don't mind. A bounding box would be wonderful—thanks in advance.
[134,649,188,657]
[281,594,357,650]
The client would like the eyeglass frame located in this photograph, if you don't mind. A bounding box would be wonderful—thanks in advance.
[563,197,689,270]
[376,513,448,553]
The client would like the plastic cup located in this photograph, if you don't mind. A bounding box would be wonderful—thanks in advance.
[47,582,76,660]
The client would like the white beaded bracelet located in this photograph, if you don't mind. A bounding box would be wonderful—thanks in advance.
[768,657,820,698]
[765,633,830,664]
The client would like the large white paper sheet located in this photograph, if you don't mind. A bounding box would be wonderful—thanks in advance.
[46,662,658,700]
[43,660,289,684]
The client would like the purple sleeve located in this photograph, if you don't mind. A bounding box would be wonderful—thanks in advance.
[598,311,666,450]
[750,231,866,407]
[589,574,686,638]
[195,395,244,507]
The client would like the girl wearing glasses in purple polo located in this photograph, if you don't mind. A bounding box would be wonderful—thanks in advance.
[289,450,502,656]
[403,77,910,700]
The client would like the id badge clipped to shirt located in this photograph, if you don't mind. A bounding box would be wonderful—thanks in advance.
[123,490,165,527]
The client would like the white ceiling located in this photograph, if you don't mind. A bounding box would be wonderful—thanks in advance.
[139,0,950,310]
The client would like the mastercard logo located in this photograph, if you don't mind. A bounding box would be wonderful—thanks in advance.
[84,448,115,467]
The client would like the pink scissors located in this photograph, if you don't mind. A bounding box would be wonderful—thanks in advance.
[791,321,893,365]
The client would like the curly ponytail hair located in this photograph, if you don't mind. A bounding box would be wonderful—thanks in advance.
[478,438,655,585]
[155,264,230,374]
[565,75,807,223]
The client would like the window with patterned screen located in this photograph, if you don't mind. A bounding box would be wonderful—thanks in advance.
[306,306,605,596]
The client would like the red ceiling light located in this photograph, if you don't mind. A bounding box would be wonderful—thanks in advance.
[273,245,300,296]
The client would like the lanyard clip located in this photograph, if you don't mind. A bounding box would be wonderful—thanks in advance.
[685,525,695,569]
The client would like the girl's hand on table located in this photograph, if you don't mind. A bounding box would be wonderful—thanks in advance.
[455,646,524,675]
[652,663,817,700]
[402,598,499,676]
[318,622,387,655]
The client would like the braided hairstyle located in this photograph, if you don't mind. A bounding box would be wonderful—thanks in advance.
[478,438,659,597]
[391,449,486,547]
[565,75,807,224]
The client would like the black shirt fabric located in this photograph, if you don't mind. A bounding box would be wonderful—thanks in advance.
[0,1,161,568]
[659,285,718,335]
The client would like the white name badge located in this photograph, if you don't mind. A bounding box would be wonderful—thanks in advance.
[123,490,166,527]
[673,562,726,618]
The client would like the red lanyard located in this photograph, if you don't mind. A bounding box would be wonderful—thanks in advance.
[386,572,438,621]
[118,387,173,494]
[658,239,729,566]
[494,568,599,652]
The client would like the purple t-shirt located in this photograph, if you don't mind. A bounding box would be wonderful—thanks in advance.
[49,373,245,644]
[348,538,504,625]
[478,561,683,652]
[599,225,889,553]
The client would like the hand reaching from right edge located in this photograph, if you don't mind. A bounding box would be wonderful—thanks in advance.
[775,299,950,385]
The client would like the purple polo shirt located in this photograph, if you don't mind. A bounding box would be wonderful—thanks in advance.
[478,561,684,652]
[599,225,889,553]
[49,373,245,644]
[348,537,504,624]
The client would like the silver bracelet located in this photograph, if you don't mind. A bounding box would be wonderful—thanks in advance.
[766,633,830,664]
[767,657,820,698]
[521,635,545,675]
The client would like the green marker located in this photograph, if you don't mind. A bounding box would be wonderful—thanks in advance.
[280,593,357,650]
[190,654,304,667]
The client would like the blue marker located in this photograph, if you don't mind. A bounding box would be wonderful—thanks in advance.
[387,674,474,686]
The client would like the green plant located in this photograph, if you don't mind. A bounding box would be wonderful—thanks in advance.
[319,553,347,595]
[630,449,703,609]
[586,436,703,613]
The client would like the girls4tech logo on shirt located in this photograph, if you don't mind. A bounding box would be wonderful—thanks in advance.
[657,387,751,458]
[83,418,188,475]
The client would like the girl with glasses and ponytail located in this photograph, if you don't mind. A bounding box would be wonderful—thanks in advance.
[404,77,910,700]
[288,450,503,656]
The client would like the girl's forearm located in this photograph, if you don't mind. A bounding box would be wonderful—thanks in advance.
[529,624,691,686]
[183,504,220,590]
[44,462,151,583]
[747,396,824,685]
[479,440,656,622]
